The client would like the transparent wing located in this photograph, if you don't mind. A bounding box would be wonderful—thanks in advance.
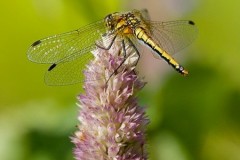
[44,35,119,86]
[139,9,151,20]
[148,20,198,54]
[44,49,94,85]
[27,20,106,64]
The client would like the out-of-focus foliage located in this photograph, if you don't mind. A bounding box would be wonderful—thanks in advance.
[0,1,120,160]
[0,0,240,160]
[135,1,240,160]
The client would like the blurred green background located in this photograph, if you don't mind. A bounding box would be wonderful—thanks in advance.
[1,0,240,160]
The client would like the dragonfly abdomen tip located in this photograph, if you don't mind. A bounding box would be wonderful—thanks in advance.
[182,69,189,76]
[177,65,188,76]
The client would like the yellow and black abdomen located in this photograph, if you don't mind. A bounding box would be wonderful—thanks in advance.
[134,27,188,76]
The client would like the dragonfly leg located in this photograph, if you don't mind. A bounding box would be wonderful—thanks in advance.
[122,38,127,58]
[105,37,141,84]
[95,35,117,50]
[126,37,140,67]
[125,38,140,75]
[105,39,129,84]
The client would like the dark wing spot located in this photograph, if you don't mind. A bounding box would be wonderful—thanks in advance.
[31,40,41,46]
[188,21,195,25]
[48,63,57,71]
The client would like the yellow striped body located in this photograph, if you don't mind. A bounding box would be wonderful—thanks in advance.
[134,27,188,76]
[104,10,192,76]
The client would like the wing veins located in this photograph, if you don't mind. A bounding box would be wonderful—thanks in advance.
[27,20,106,64]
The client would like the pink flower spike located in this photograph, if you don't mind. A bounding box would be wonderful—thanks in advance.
[72,37,149,160]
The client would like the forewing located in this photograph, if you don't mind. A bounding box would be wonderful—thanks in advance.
[27,20,106,63]
[148,20,198,54]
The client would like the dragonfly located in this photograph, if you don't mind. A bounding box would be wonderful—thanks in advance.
[27,9,197,85]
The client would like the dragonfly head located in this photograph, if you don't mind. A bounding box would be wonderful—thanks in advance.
[104,12,120,31]
[105,11,143,35]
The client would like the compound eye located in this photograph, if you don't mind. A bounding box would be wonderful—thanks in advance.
[105,14,115,29]
[105,14,112,21]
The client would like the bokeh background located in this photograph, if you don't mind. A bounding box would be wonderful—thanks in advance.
[1,0,240,159]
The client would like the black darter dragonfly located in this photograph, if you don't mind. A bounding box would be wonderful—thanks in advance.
[27,9,197,85]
